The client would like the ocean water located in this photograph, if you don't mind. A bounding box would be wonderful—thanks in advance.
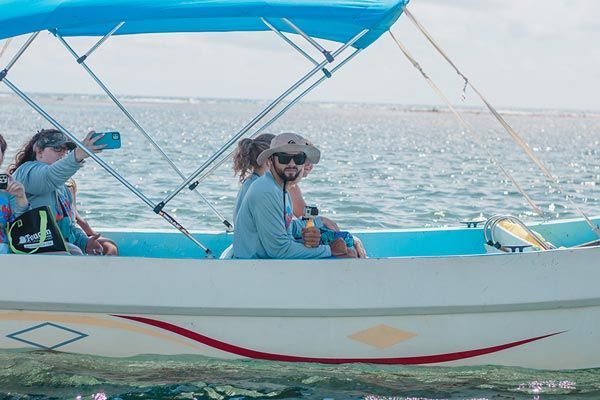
[0,94,598,231]
[0,93,599,399]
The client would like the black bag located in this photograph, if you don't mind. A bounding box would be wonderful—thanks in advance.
[7,206,68,254]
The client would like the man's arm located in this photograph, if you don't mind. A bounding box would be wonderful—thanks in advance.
[250,190,331,259]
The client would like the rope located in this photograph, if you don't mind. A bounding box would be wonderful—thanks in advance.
[389,30,544,216]
[402,6,600,238]
[0,38,12,61]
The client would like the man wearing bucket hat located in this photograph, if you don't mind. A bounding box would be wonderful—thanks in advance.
[233,132,355,259]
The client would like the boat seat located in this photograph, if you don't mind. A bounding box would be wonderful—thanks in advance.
[219,244,234,259]
[483,215,555,253]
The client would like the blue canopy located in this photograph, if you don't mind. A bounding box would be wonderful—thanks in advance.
[0,0,409,49]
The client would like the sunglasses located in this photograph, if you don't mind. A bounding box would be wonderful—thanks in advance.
[51,145,69,152]
[273,152,307,165]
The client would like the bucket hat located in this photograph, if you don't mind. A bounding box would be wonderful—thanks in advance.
[257,132,320,166]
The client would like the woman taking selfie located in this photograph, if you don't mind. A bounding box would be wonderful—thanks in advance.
[10,129,105,255]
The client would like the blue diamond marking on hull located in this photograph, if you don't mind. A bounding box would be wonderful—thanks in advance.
[6,322,88,350]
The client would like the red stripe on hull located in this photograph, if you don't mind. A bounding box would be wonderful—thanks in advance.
[114,314,563,365]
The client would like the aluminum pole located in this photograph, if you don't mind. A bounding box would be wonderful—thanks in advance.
[77,22,125,63]
[0,32,39,81]
[55,33,233,230]
[2,77,213,256]
[281,18,334,62]
[155,28,368,212]
[189,49,363,187]
[261,18,331,77]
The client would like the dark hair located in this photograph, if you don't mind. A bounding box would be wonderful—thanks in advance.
[232,133,275,182]
[0,134,6,154]
[8,129,61,174]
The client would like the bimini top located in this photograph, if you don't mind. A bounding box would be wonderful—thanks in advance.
[0,0,409,49]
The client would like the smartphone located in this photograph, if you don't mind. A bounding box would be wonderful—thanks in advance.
[91,131,121,149]
[0,174,7,190]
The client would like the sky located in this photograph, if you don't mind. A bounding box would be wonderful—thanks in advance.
[1,0,599,111]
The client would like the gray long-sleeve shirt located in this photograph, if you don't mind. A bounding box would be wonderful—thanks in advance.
[233,172,259,223]
[233,171,331,259]
[13,151,88,251]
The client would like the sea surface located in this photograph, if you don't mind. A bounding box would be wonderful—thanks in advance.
[0,93,599,399]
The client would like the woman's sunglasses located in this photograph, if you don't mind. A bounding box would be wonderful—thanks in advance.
[51,145,69,152]
[273,152,307,165]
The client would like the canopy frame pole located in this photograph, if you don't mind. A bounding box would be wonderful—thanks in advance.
[261,18,331,78]
[403,6,600,238]
[0,38,13,61]
[281,18,334,62]
[75,21,125,64]
[0,32,39,81]
[188,48,363,187]
[54,30,234,231]
[154,28,368,212]
[1,77,214,256]
[388,30,544,217]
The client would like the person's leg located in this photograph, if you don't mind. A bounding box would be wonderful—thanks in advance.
[98,237,119,256]
[353,236,367,258]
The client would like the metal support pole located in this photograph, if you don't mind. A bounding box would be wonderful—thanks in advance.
[155,28,368,212]
[0,32,39,81]
[54,33,233,231]
[0,38,13,61]
[261,18,331,77]
[2,77,213,256]
[189,49,363,187]
[281,18,334,62]
[76,22,125,63]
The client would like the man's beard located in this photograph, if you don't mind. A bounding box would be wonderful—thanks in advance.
[275,164,302,183]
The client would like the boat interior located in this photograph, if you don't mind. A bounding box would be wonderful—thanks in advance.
[96,216,600,259]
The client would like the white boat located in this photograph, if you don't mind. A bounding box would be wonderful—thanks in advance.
[1,0,599,370]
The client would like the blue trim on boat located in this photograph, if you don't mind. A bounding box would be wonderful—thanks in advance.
[96,217,600,259]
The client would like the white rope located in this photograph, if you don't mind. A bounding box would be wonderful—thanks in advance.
[389,30,544,217]
[0,38,12,61]
[402,6,600,238]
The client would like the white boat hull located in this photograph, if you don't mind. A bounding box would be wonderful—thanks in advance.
[1,242,599,370]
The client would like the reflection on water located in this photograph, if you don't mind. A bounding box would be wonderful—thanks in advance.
[0,350,598,400]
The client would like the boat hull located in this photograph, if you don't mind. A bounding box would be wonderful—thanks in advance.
[1,244,599,369]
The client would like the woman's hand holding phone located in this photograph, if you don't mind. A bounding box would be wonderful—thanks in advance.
[75,131,106,162]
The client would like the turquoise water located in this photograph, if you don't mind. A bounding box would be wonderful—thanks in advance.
[1,351,600,399]
[0,94,599,399]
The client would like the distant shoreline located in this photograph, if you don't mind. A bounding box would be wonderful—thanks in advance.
[1,91,598,119]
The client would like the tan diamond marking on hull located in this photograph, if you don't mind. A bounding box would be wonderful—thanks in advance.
[348,324,416,348]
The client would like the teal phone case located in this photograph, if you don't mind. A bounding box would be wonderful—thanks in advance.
[92,131,121,149]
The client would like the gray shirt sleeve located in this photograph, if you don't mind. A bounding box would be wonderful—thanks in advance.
[16,151,82,195]
[249,186,331,259]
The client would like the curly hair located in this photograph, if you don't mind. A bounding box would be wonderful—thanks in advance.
[232,133,275,182]
[8,129,61,174]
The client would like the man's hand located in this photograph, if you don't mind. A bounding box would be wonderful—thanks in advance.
[302,226,321,248]
[85,233,104,255]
